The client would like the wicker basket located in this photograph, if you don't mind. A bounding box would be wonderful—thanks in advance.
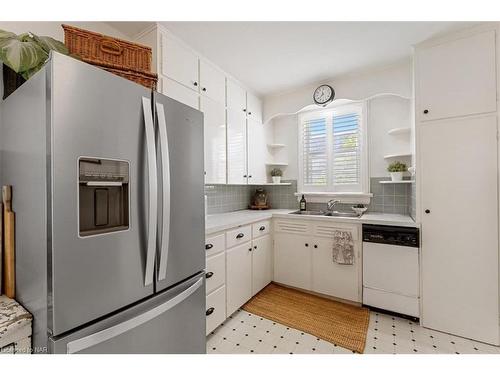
[100,64,157,90]
[62,24,152,73]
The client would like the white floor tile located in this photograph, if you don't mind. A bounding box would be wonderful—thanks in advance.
[206,309,500,355]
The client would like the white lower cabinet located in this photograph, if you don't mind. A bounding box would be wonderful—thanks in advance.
[251,235,272,295]
[274,233,312,290]
[226,242,253,316]
[206,251,225,294]
[312,237,361,302]
[206,285,226,335]
[274,219,362,303]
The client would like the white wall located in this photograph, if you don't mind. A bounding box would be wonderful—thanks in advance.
[263,59,412,123]
[266,61,413,180]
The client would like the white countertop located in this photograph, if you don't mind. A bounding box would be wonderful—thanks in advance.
[206,209,294,234]
[206,209,418,234]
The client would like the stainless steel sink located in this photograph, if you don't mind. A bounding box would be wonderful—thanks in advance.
[289,210,325,216]
[289,210,362,218]
[324,211,361,218]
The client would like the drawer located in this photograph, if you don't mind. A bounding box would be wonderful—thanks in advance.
[205,233,225,257]
[252,220,270,238]
[226,225,251,248]
[363,287,419,317]
[206,285,226,335]
[206,252,225,294]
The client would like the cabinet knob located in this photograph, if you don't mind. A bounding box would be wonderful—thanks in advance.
[236,233,245,239]
[314,245,318,248]
[206,272,214,279]
[423,109,429,114]
[305,243,309,247]
[248,112,252,115]
[259,226,266,231]
[425,209,430,214]
[202,87,207,92]
[206,307,215,316]
[205,243,213,250]
[248,175,252,178]
[243,174,247,178]
[243,108,247,112]
[254,245,257,249]
[193,81,198,86]
[248,248,252,252]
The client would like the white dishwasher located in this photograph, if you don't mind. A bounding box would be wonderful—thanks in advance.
[362,224,420,318]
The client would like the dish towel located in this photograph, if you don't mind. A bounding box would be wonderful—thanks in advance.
[332,230,354,265]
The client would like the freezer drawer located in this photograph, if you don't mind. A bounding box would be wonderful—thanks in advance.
[49,274,206,354]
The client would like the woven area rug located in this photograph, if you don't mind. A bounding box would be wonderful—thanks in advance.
[242,283,370,353]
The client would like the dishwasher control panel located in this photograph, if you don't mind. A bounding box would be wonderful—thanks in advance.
[362,224,419,247]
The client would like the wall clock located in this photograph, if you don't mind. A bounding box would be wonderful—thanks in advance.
[313,84,335,106]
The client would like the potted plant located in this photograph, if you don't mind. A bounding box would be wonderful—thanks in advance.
[387,161,407,181]
[0,29,70,99]
[270,168,283,184]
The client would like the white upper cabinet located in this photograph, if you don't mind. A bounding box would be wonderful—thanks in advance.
[160,77,199,110]
[246,92,263,123]
[199,60,226,104]
[416,30,497,122]
[247,119,268,184]
[160,32,199,92]
[227,109,248,185]
[226,79,247,113]
[200,96,226,184]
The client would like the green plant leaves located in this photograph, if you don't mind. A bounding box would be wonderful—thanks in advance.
[0,29,69,79]
[0,32,47,74]
[31,34,69,55]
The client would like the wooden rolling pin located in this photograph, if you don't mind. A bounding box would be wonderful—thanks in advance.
[3,186,15,298]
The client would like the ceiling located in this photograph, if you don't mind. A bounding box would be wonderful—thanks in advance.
[109,21,475,97]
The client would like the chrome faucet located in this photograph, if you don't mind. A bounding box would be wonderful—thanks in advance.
[327,199,341,212]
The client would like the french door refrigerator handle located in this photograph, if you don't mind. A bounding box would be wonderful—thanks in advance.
[142,97,157,286]
[156,102,170,281]
[66,277,203,353]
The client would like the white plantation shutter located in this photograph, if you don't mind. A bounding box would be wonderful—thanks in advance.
[302,117,328,186]
[299,104,365,193]
[332,112,360,187]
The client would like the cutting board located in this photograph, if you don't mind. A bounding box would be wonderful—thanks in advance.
[2,186,15,299]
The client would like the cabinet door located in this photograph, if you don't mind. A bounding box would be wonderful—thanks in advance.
[274,233,312,290]
[312,236,361,302]
[247,119,268,184]
[226,242,252,316]
[227,109,248,184]
[417,30,496,121]
[200,96,226,184]
[252,235,272,295]
[161,77,199,110]
[420,114,499,345]
[226,78,247,113]
[161,32,199,91]
[246,92,263,123]
[199,60,226,104]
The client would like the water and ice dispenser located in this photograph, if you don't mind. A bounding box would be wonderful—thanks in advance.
[78,157,130,236]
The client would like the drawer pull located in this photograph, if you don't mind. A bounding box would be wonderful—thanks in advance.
[205,243,213,250]
[305,243,309,247]
[206,307,215,316]
[236,233,245,239]
[206,272,214,279]
[259,226,266,231]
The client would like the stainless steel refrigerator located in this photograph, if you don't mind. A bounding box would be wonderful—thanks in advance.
[0,52,206,353]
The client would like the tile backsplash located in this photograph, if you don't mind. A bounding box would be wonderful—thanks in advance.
[205,178,414,216]
[205,180,298,214]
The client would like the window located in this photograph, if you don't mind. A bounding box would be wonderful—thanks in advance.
[298,103,367,193]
